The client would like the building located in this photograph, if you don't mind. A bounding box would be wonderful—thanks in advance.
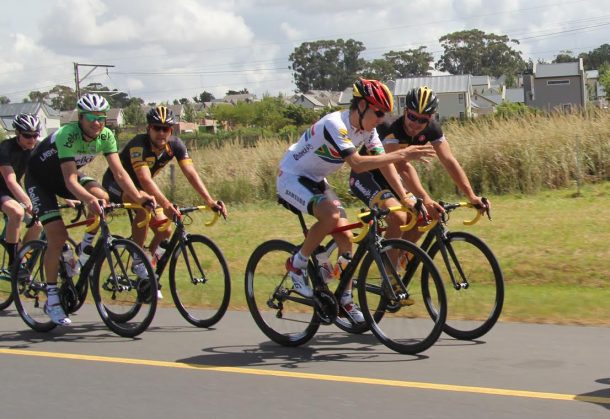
[0,102,61,138]
[393,75,473,120]
[523,59,587,112]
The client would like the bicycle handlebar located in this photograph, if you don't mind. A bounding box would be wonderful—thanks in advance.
[154,204,220,232]
[86,202,153,233]
[351,205,419,243]
[417,199,491,232]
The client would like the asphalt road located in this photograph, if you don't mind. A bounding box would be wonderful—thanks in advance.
[1,304,609,419]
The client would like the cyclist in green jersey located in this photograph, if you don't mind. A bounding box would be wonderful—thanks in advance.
[25,93,155,326]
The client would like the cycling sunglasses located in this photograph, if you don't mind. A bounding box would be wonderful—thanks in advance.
[21,132,39,139]
[150,125,172,133]
[83,113,107,122]
[406,111,431,124]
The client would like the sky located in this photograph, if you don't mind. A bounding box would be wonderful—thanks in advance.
[0,0,608,105]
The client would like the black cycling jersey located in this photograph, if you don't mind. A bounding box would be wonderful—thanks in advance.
[0,137,34,192]
[377,115,444,146]
[102,133,192,195]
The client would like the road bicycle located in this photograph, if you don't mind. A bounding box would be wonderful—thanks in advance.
[0,204,84,311]
[134,204,231,327]
[11,202,158,337]
[414,199,504,340]
[245,198,447,354]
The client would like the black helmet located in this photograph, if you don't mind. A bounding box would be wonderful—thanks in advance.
[12,113,42,132]
[405,86,438,115]
[146,106,175,125]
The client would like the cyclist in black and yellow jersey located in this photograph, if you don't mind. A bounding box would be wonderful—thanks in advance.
[350,86,490,245]
[102,106,226,297]
[25,93,155,325]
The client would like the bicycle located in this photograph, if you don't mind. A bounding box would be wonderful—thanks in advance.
[11,202,158,337]
[0,204,84,311]
[413,199,504,340]
[245,198,447,355]
[135,204,231,328]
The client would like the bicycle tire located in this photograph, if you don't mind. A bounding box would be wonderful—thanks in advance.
[319,239,369,334]
[11,240,57,332]
[90,238,157,338]
[358,238,447,354]
[0,239,13,310]
[424,231,504,340]
[245,239,319,346]
[169,234,231,327]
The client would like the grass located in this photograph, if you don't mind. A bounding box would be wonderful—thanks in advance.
[150,182,607,325]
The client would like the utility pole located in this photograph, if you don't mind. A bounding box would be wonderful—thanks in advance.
[73,62,115,98]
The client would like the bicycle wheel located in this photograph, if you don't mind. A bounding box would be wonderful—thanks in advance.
[245,239,319,346]
[358,239,447,354]
[90,238,157,337]
[0,240,13,310]
[425,231,504,340]
[320,239,369,334]
[169,234,231,327]
[11,240,57,332]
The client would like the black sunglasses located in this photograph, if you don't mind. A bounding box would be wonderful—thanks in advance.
[406,112,430,124]
[373,110,385,118]
[21,132,39,139]
[151,125,171,133]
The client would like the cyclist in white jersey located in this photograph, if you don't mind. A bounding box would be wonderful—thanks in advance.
[277,78,436,322]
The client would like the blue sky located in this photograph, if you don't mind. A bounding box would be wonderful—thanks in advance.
[1,0,608,104]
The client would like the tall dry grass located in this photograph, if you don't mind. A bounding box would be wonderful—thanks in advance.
[83,110,610,204]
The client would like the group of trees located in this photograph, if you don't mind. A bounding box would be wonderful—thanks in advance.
[289,29,610,93]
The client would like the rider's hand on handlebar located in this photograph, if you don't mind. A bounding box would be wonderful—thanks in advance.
[86,197,105,216]
[471,196,491,219]
[210,200,227,220]
[162,201,181,220]
[137,192,157,211]
[423,198,444,221]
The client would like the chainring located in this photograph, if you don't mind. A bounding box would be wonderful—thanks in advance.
[313,287,338,325]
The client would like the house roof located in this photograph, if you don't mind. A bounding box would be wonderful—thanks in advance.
[394,75,472,95]
[534,60,583,78]
[505,88,525,103]
[473,93,502,106]
[0,102,60,118]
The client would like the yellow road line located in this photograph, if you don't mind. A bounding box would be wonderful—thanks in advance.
[1,348,608,405]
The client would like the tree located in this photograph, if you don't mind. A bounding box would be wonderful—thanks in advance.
[436,29,526,77]
[553,50,577,63]
[289,39,366,92]
[582,44,610,70]
[26,90,49,104]
[183,102,196,123]
[193,91,215,103]
[49,85,77,111]
[361,59,396,81]
[384,47,433,78]
[122,101,146,126]
[178,98,190,105]
[225,88,249,96]
[0,96,10,104]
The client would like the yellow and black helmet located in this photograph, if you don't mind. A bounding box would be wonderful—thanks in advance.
[146,105,175,125]
[405,86,438,115]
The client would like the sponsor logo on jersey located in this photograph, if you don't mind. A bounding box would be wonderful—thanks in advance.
[39,148,57,162]
[284,189,306,207]
[352,179,372,199]
[418,135,426,142]
[292,143,313,161]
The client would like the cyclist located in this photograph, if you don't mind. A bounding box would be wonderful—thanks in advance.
[0,114,43,266]
[371,85,490,244]
[102,105,226,296]
[25,93,155,326]
[277,78,436,323]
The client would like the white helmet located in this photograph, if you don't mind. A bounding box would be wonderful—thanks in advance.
[12,113,42,132]
[77,93,110,113]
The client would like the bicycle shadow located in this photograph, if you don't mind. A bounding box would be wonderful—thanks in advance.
[576,378,610,409]
[177,330,427,369]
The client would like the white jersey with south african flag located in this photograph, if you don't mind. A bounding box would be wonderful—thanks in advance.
[279,110,384,182]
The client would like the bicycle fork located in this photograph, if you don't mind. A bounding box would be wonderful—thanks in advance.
[435,228,469,290]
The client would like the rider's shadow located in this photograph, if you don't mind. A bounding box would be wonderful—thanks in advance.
[577,378,610,410]
[176,331,427,369]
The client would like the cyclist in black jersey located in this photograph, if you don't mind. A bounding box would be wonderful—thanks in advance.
[25,94,155,326]
[351,86,489,244]
[102,106,226,287]
[0,114,43,265]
